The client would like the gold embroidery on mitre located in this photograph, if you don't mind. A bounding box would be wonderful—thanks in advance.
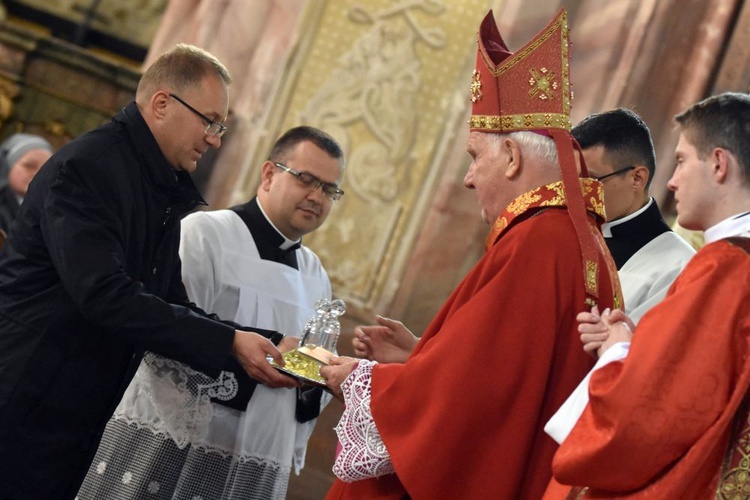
[479,11,571,125]
[506,189,543,215]
[468,113,571,131]
[470,69,483,103]
[529,67,558,100]
[496,13,566,76]
[473,11,572,129]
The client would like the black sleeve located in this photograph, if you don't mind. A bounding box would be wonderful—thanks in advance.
[296,386,324,423]
[41,157,233,377]
[210,326,285,410]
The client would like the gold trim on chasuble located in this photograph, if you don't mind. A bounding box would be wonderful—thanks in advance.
[485,178,619,309]
[718,395,750,499]
[717,239,750,499]
[469,12,572,132]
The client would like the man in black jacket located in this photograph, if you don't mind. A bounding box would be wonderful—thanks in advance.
[0,43,297,499]
[78,126,344,499]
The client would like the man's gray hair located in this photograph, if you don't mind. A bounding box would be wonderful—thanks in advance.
[136,43,232,103]
[485,131,559,170]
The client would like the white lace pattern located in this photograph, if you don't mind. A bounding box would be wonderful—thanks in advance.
[114,353,238,449]
[333,359,394,482]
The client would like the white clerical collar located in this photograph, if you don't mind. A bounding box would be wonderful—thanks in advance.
[704,212,750,244]
[601,198,653,238]
[15,193,24,205]
[255,198,302,250]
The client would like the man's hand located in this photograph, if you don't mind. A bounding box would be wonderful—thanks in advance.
[577,305,609,358]
[320,356,359,400]
[352,315,417,363]
[232,330,299,388]
[597,309,634,357]
[577,306,635,359]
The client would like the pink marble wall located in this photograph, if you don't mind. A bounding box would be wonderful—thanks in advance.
[143,0,306,208]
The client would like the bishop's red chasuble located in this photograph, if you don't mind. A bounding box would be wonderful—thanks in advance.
[327,180,620,499]
[548,237,750,499]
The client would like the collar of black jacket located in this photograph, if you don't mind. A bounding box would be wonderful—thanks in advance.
[116,102,207,211]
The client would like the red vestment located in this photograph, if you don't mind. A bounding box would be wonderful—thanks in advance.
[549,238,750,499]
[327,181,620,499]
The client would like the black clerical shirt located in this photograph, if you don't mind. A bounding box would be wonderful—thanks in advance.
[603,199,672,270]
[231,197,301,269]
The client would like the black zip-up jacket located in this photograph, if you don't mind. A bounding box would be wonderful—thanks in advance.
[0,103,244,498]
[0,184,20,235]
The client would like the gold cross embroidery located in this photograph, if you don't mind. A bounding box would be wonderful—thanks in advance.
[528,67,558,100]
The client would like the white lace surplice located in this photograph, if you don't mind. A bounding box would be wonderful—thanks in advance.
[333,359,395,482]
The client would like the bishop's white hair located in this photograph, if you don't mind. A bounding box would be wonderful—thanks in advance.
[485,131,559,171]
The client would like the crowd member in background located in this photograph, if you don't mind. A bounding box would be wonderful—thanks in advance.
[0,132,53,234]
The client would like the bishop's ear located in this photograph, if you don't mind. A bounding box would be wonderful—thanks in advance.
[504,138,522,179]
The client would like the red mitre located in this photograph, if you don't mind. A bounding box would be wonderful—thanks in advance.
[470,8,604,306]
[469,8,571,134]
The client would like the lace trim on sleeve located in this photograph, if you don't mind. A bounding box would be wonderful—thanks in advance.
[332,359,394,482]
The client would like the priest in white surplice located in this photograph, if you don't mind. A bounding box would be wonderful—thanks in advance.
[544,108,695,446]
[573,108,695,323]
[78,126,345,499]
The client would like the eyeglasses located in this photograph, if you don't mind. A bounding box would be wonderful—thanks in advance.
[274,162,344,201]
[169,94,227,137]
[594,166,635,182]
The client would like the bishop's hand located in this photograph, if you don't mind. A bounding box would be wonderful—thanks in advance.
[352,315,418,363]
[320,356,359,401]
[577,306,634,359]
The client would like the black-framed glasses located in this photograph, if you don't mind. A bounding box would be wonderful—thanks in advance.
[274,162,344,201]
[169,94,227,137]
[594,166,635,182]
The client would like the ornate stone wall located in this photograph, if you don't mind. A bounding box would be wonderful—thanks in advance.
[0,19,138,148]
[14,0,167,49]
